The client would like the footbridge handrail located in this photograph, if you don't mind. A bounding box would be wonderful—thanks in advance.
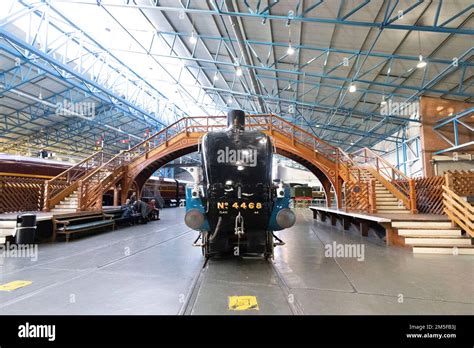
[43,150,113,210]
[350,147,416,213]
[75,114,339,210]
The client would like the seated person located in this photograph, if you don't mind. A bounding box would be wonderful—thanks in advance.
[134,200,152,223]
[147,199,160,221]
[122,199,138,225]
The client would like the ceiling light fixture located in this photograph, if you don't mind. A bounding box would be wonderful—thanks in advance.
[417,55,427,69]
[416,31,426,69]
[236,67,243,76]
[189,31,197,44]
[287,41,295,55]
[348,84,357,93]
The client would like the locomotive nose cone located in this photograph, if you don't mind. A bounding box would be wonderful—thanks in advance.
[185,208,205,230]
[227,109,245,132]
[276,208,296,229]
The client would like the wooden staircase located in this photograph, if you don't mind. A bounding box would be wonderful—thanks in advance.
[392,220,474,255]
[44,151,112,212]
[338,148,415,214]
[50,190,79,213]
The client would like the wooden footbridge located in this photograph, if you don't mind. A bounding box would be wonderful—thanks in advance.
[0,114,471,253]
[42,114,416,213]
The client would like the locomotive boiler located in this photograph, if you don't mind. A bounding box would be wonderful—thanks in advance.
[184,110,296,258]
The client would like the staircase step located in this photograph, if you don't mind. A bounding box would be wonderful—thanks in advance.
[405,237,472,246]
[376,209,410,214]
[0,221,17,228]
[412,246,474,255]
[392,221,453,229]
[0,228,16,237]
[377,201,402,206]
[50,208,77,213]
[377,206,407,210]
[64,197,78,202]
[376,196,398,203]
[398,229,463,237]
[55,203,78,209]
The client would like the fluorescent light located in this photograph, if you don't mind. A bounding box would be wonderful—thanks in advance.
[417,55,427,69]
[189,31,197,44]
[287,44,295,55]
[348,84,356,93]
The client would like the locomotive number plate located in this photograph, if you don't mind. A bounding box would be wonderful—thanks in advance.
[217,202,262,210]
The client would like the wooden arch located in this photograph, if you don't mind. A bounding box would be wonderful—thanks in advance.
[120,129,339,207]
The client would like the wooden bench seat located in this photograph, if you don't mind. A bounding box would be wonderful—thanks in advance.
[105,208,141,225]
[52,211,115,242]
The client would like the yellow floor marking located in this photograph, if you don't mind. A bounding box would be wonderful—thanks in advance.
[0,280,33,291]
[228,296,259,311]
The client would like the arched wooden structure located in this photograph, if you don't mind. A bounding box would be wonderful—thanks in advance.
[120,115,339,207]
[44,114,416,213]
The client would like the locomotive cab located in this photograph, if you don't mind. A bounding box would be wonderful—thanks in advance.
[185,110,295,258]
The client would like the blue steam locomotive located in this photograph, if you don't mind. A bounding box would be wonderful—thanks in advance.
[184,110,296,259]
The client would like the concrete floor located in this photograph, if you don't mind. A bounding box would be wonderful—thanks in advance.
[0,208,472,315]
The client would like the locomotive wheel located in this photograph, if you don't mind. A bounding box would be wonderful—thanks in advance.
[264,231,274,260]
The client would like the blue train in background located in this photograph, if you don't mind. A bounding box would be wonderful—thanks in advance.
[184,110,296,259]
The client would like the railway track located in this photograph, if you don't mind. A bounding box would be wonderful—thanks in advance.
[179,254,304,315]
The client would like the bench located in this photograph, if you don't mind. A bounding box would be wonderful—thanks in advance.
[309,206,391,241]
[105,208,140,225]
[52,211,115,242]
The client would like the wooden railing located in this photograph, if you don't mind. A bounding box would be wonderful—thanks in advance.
[337,148,376,213]
[446,170,474,196]
[0,175,45,213]
[442,171,474,237]
[75,114,339,211]
[413,176,445,214]
[349,147,416,213]
[443,185,473,237]
[43,150,112,211]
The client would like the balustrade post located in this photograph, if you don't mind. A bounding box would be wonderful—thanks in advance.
[444,173,453,189]
[77,180,83,212]
[368,179,376,214]
[43,180,50,211]
[409,178,417,214]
